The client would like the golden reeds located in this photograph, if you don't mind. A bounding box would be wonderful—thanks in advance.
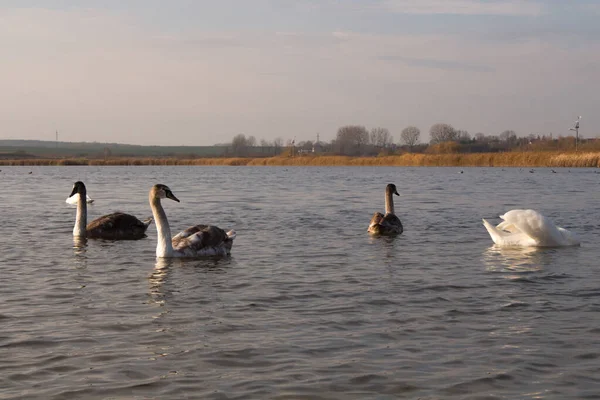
[1,152,599,167]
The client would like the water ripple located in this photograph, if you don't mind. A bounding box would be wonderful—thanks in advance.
[0,166,599,399]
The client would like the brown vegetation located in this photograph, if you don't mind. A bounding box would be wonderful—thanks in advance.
[1,151,600,167]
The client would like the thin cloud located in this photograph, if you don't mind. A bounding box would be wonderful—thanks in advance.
[382,0,544,16]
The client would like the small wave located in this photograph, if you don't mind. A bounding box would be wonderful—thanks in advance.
[412,284,488,293]
[500,301,530,310]
[574,352,599,360]
[442,371,514,395]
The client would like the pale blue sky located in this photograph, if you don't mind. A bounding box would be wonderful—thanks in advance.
[1,1,598,145]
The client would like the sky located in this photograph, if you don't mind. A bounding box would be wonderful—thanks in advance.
[1,0,598,146]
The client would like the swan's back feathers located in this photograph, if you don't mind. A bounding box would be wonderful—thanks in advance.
[496,220,518,233]
[483,209,580,247]
[369,212,384,227]
[501,210,566,246]
[172,224,234,256]
[368,212,403,235]
[482,218,536,247]
[368,183,403,236]
[86,212,152,240]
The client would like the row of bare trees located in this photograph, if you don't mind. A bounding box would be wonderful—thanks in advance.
[331,125,424,156]
[228,123,591,157]
[229,134,284,156]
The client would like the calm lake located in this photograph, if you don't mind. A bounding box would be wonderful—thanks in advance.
[1,166,599,399]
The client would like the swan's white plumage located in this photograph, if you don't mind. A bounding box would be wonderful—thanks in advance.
[66,194,93,205]
[483,209,580,247]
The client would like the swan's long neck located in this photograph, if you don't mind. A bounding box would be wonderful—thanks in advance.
[73,192,87,236]
[150,196,173,257]
[385,188,395,215]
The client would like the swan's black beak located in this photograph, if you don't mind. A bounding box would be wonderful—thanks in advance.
[69,186,78,198]
[166,190,180,202]
[394,190,399,196]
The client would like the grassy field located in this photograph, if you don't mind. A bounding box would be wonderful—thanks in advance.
[1,151,600,167]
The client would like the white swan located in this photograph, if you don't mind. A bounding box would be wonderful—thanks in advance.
[368,183,403,235]
[66,193,94,205]
[70,181,152,240]
[149,184,236,258]
[482,209,580,247]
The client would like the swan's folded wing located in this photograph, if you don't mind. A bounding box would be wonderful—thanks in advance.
[86,212,150,239]
[369,212,384,228]
[501,209,564,246]
[483,219,504,244]
[172,224,230,251]
[172,225,206,248]
[496,221,518,233]
[87,212,146,231]
[369,212,403,235]
[483,218,535,246]
[382,213,402,227]
[172,225,204,241]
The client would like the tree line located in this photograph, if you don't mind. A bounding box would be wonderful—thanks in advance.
[227,123,597,157]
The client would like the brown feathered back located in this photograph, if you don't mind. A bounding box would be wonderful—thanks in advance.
[87,212,152,240]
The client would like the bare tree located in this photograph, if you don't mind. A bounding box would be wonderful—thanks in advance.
[456,130,471,142]
[231,134,248,156]
[474,132,486,142]
[499,130,517,144]
[369,127,393,148]
[429,123,457,144]
[273,137,283,149]
[296,140,314,152]
[334,125,369,155]
[246,135,257,147]
[400,126,420,150]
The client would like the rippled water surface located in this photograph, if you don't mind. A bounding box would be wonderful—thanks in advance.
[1,166,600,399]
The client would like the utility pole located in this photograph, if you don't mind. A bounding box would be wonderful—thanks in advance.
[569,116,581,152]
[56,130,58,148]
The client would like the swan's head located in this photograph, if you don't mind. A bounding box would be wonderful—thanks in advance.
[70,181,86,197]
[151,184,180,202]
[386,183,399,196]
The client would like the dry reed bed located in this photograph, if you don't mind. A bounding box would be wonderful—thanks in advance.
[1,152,599,167]
[550,153,600,167]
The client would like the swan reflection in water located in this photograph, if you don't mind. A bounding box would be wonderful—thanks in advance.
[149,258,174,306]
[368,234,406,283]
[482,246,550,275]
[70,237,90,290]
[149,257,233,306]
[73,236,88,254]
[71,237,89,270]
[369,234,402,258]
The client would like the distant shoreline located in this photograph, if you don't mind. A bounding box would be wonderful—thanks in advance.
[1,152,599,168]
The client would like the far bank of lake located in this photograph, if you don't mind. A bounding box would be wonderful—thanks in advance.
[1,151,600,168]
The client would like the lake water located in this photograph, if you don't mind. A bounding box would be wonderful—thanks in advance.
[1,166,599,399]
